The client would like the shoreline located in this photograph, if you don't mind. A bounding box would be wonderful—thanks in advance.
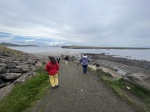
[61,46,150,49]
[32,51,150,75]
[33,51,150,76]
[8,46,150,61]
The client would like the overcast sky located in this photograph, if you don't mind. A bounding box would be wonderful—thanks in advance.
[0,0,150,47]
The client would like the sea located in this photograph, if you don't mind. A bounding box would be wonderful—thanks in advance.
[8,46,150,61]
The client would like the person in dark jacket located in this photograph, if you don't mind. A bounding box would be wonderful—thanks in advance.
[56,57,61,64]
[64,55,69,65]
[79,54,90,75]
[46,56,60,89]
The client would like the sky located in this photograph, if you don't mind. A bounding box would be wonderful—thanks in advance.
[0,0,150,47]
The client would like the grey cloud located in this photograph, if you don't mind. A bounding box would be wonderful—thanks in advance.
[0,0,150,47]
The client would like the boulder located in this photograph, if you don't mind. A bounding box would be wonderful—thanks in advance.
[88,64,122,79]
[0,84,14,100]
[13,72,36,84]
[0,67,6,73]
[8,69,22,73]
[35,61,43,68]
[4,73,22,80]
[21,65,30,73]
[123,73,150,91]
[16,66,22,69]
[6,63,16,69]
[27,59,36,65]
[0,63,6,67]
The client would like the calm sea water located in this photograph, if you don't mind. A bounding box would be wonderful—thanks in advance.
[8,46,150,61]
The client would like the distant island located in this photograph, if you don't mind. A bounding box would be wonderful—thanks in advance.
[0,42,38,47]
[61,45,150,49]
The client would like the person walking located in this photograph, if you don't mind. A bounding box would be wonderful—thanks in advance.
[46,56,60,89]
[79,54,90,75]
[64,55,69,65]
[56,57,61,64]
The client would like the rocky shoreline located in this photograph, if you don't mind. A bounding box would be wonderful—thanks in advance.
[0,46,45,100]
[86,53,150,91]
[87,53,150,70]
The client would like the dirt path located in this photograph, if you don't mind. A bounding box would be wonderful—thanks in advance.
[26,62,138,112]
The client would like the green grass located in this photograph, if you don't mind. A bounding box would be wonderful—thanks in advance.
[88,67,150,112]
[101,76,134,102]
[0,71,50,112]
[0,45,24,55]
[100,75,150,112]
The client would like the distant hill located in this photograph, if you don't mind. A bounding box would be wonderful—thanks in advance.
[0,42,38,47]
[61,45,150,49]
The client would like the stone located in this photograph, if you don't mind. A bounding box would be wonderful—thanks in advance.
[21,65,30,73]
[6,63,16,69]
[124,73,150,91]
[0,67,6,73]
[4,73,22,80]
[27,59,36,65]
[0,63,6,67]
[8,69,22,73]
[0,84,14,100]
[35,61,43,68]
[13,72,33,84]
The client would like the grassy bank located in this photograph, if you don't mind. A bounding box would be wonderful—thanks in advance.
[89,67,150,112]
[0,45,24,55]
[0,70,49,112]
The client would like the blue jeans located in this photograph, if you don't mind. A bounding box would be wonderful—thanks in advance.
[82,65,88,74]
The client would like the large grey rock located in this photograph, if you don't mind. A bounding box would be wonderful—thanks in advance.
[30,65,36,71]
[35,61,43,68]
[0,84,14,100]
[27,59,36,65]
[8,69,22,73]
[16,66,22,69]
[21,65,30,73]
[0,63,6,67]
[13,72,36,84]
[124,73,150,91]
[6,63,16,69]
[4,73,22,80]
[0,66,6,73]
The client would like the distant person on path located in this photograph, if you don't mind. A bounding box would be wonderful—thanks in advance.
[46,56,60,89]
[56,57,61,64]
[64,55,69,65]
[79,54,90,75]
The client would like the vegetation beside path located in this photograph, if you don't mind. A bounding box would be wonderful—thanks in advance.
[89,67,150,112]
[0,70,49,112]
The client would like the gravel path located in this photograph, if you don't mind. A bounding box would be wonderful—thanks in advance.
[26,62,138,112]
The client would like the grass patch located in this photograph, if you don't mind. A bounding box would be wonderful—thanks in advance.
[101,76,134,102]
[88,67,150,112]
[0,70,50,112]
[101,75,150,112]
[88,67,96,75]
[0,45,24,55]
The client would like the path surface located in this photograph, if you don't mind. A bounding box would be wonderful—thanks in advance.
[26,62,138,112]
